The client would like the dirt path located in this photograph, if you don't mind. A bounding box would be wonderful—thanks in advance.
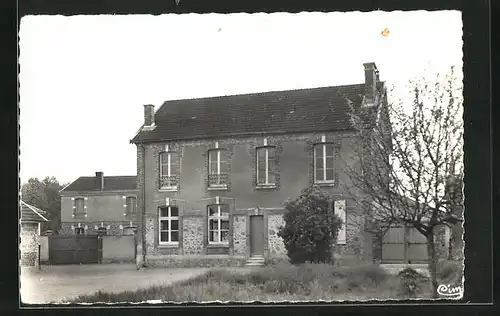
[21,264,209,304]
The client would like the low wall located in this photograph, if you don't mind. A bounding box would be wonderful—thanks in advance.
[39,236,49,263]
[102,235,135,263]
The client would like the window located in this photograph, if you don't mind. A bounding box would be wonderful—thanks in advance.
[256,146,277,186]
[125,197,137,215]
[74,198,85,216]
[334,200,346,244]
[75,227,85,235]
[97,227,107,236]
[159,151,179,189]
[159,206,179,244]
[208,149,228,187]
[208,204,229,244]
[314,143,335,183]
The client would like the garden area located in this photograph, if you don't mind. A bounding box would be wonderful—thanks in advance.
[69,260,463,303]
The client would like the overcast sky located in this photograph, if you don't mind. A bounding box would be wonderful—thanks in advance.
[19,11,463,184]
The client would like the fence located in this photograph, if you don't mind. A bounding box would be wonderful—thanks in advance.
[101,235,136,263]
[41,235,135,265]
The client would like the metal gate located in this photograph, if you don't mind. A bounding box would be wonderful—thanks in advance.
[381,226,428,264]
[49,235,102,265]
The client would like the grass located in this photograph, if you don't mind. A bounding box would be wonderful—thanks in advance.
[69,261,463,303]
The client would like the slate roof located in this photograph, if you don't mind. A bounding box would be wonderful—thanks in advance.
[131,82,386,144]
[20,201,49,223]
[60,176,137,192]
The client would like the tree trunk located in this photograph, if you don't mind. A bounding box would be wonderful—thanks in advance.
[426,234,439,298]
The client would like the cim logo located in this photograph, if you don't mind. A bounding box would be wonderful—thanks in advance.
[437,284,463,298]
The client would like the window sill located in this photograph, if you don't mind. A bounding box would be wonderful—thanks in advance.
[158,243,179,248]
[315,181,336,187]
[255,184,277,190]
[159,186,179,192]
[207,243,229,248]
[207,185,228,191]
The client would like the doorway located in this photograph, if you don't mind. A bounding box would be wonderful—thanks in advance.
[250,215,265,256]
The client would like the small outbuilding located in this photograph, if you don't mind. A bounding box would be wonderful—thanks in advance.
[20,201,49,267]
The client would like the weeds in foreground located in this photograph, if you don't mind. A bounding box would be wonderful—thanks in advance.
[70,261,461,303]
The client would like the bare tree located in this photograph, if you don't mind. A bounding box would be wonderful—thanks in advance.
[343,66,464,298]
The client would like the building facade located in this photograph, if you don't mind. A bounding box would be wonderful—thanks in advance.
[59,172,138,236]
[131,62,391,267]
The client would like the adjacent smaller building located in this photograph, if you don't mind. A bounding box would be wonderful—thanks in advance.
[20,201,49,267]
[59,172,138,236]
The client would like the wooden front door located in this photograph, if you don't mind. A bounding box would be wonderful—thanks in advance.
[250,215,265,256]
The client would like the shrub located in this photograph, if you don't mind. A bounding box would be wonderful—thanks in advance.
[437,260,463,283]
[398,267,428,298]
[278,186,343,264]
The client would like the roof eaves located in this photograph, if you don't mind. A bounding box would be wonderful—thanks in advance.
[132,127,356,144]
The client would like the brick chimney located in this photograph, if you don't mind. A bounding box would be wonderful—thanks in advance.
[144,104,155,126]
[363,62,379,106]
[96,172,104,191]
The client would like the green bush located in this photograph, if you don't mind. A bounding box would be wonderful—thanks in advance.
[278,186,343,264]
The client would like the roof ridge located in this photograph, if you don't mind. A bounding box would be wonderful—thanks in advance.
[162,83,367,103]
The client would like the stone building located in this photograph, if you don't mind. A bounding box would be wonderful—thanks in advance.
[130,62,393,267]
[20,201,49,267]
[59,172,138,236]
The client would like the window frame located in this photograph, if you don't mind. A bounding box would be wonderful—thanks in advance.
[256,146,277,186]
[208,148,228,187]
[73,197,86,217]
[125,196,137,216]
[159,151,179,190]
[75,227,85,235]
[207,204,230,245]
[158,206,180,245]
[313,143,336,184]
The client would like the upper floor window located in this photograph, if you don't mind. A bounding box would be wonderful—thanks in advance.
[159,206,179,244]
[125,197,137,216]
[256,146,277,186]
[159,151,179,189]
[208,149,228,188]
[314,143,335,183]
[73,198,86,217]
[208,204,229,244]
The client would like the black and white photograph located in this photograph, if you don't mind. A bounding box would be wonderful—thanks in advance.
[19,10,465,304]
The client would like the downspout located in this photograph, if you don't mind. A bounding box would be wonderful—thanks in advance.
[141,143,146,265]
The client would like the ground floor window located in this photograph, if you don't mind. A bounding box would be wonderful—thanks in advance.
[75,227,85,235]
[159,206,179,244]
[208,204,229,244]
[97,227,107,236]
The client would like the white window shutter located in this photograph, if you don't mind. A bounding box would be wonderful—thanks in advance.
[334,200,346,244]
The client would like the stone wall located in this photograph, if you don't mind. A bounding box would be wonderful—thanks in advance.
[20,223,39,267]
[267,214,286,256]
[60,221,137,236]
[182,216,204,255]
[232,215,247,256]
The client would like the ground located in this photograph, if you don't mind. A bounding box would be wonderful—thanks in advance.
[20,264,209,304]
